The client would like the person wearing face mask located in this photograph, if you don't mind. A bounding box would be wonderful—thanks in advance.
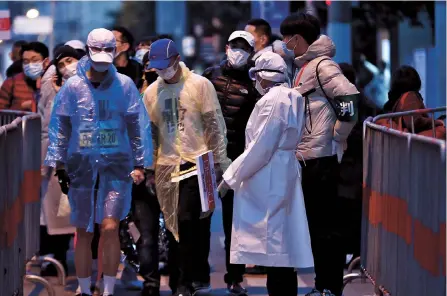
[134,36,158,66]
[112,26,142,84]
[0,42,49,112]
[280,12,360,296]
[245,19,274,68]
[219,51,314,296]
[202,30,258,296]
[142,38,231,296]
[45,28,150,296]
[38,45,85,278]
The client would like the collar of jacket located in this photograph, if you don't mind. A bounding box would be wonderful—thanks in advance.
[294,35,336,67]
[221,60,251,81]
[77,56,117,90]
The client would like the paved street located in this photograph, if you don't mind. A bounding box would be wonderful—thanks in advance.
[24,202,374,296]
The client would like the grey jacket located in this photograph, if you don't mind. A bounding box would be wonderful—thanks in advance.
[293,35,359,161]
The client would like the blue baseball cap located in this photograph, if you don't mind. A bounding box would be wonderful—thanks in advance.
[147,39,179,70]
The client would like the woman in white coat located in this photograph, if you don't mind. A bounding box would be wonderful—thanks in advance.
[220,51,314,296]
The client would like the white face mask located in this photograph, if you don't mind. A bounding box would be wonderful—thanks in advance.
[91,61,110,72]
[255,79,266,96]
[227,48,250,69]
[61,61,78,79]
[156,59,179,80]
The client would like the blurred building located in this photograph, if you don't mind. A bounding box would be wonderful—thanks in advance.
[0,1,121,75]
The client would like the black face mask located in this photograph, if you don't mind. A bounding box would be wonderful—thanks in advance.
[144,71,158,85]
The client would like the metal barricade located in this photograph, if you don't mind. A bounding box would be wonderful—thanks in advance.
[0,110,61,296]
[354,107,446,296]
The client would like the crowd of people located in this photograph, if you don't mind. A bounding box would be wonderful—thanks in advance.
[0,10,444,296]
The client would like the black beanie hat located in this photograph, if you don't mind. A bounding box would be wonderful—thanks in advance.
[54,45,83,65]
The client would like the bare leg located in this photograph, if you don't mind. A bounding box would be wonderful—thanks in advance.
[75,228,94,278]
[101,218,121,276]
[97,236,104,282]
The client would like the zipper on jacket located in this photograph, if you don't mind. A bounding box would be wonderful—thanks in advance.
[223,77,232,102]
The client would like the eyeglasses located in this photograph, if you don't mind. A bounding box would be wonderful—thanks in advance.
[89,46,115,53]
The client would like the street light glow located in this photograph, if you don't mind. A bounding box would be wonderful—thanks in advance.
[26,8,39,19]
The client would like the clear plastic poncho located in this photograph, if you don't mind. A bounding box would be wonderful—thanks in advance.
[45,56,150,232]
[142,62,230,240]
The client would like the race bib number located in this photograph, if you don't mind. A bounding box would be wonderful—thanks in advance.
[79,129,119,148]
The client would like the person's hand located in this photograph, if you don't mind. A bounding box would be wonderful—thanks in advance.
[54,169,70,195]
[214,164,223,185]
[52,74,63,92]
[131,168,145,185]
[20,100,33,111]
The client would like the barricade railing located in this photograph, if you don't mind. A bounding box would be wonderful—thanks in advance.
[0,110,59,296]
[372,107,446,137]
[344,107,446,296]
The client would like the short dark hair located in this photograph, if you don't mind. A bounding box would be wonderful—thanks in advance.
[13,40,27,49]
[280,12,321,45]
[112,26,135,48]
[247,18,272,43]
[21,41,49,59]
[339,63,356,85]
[157,34,173,40]
[138,35,158,47]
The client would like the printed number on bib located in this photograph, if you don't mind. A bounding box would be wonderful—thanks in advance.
[79,129,119,148]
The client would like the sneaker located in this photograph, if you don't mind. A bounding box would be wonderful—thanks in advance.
[192,281,211,294]
[121,263,142,290]
[227,283,248,296]
[173,288,192,296]
[305,289,322,296]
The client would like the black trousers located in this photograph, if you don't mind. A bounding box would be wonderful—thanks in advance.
[300,155,345,296]
[39,226,72,264]
[266,267,297,296]
[132,181,162,292]
[168,163,212,292]
[222,190,245,284]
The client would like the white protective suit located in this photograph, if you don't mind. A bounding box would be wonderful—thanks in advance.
[143,62,231,240]
[223,84,314,268]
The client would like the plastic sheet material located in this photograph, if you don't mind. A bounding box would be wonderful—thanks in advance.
[142,62,231,240]
[45,56,150,232]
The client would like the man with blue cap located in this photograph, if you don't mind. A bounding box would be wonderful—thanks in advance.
[142,39,231,296]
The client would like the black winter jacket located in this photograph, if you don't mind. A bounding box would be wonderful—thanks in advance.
[203,60,259,161]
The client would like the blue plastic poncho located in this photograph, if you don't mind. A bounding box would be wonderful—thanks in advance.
[45,56,151,232]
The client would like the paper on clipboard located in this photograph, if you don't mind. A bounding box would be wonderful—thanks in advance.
[196,150,217,214]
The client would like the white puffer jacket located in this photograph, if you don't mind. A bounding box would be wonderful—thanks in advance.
[293,35,359,161]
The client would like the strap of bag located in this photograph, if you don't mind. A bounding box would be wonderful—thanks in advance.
[315,57,338,115]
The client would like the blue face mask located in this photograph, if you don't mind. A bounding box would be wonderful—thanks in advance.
[282,36,297,59]
[23,62,44,80]
[134,48,149,65]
